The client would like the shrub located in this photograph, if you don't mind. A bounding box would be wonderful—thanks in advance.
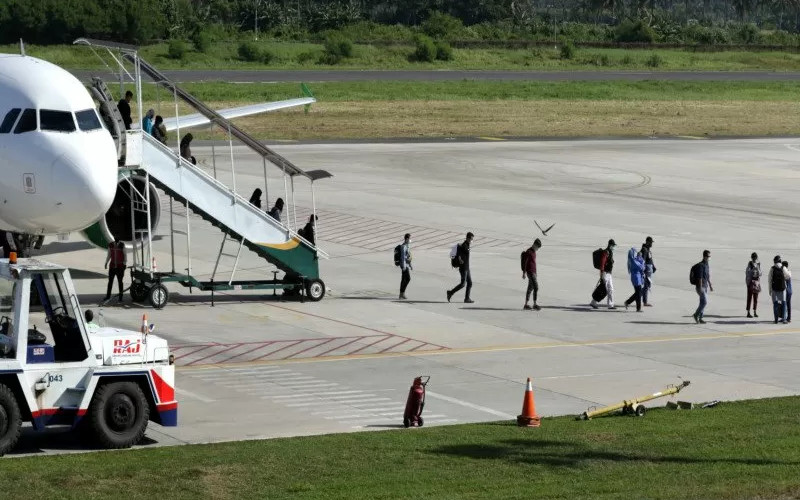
[615,20,656,43]
[560,41,575,60]
[421,11,464,39]
[646,53,663,67]
[259,49,274,64]
[324,33,354,58]
[296,51,317,64]
[238,41,262,62]
[435,41,453,61]
[190,29,211,53]
[412,35,437,62]
[167,39,188,60]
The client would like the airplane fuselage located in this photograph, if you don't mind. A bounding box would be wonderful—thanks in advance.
[0,54,117,234]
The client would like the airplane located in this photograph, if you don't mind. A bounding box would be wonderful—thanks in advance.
[0,50,314,253]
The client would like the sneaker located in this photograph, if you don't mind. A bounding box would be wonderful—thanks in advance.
[464,298,475,304]
[698,318,706,324]
[590,302,599,309]
[754,312,759,318]
[533,305,541,311]
[644,303,653,307]
[523,305,532,310]
[624,303,629,311]
[693,313,699,324]
[608,306,616,310]
[446,290,453,302]
[399,294,406,300]
[747,312,753,318]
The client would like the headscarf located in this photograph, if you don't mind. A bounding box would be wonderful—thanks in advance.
[627,247,637,275]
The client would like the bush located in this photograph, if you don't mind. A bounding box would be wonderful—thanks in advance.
[560,41,575,60]
[412,35,437,62]
[237,42,273,64]
[324,33,354,60]
[646,53,663,67]
[421,11,464,39]
[615,20,656,43]
[296,51,317,64]
[435,41,453,61]
[190,29,211,53]
[167,39,188,60]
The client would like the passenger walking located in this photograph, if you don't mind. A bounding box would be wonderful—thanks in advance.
[142,109,154,134]
[103,238,127,303]
[691,250,713,324]
[745,252,761,318]
[180,133,196,164]
[768,255,788,324]
[624,247,645,312]
[640,236,656,306]
[521,238,542,310]
[398,233,412,300]
[590,239,616,309]
[267,198,284,222]
[783,261,792,323]
[447,232,474,304]
[299,214,318,246]
[249,188,262,209]
[152,115,167,144]
[117,90,133,130]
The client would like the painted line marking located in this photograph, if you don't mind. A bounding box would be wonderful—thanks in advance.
[285,398,392,408]
[478,136,506,141]
[425,390,515,419]
[271,390,365,399]
[537,369,657,380]
[174,387,215,403]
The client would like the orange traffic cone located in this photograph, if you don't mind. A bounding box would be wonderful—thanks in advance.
[517,377,541,427]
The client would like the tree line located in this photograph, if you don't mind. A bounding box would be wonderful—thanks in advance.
[3,0,800,45]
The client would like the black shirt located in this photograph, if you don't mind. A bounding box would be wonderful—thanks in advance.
[117,99,132,130]
[457,241,471,269]
[641,244,654,265]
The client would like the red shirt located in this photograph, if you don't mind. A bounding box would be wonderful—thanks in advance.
[523,248,537,274]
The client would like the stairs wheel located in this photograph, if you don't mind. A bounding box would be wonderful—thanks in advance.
[305,279,326,302]
[130,282,149,303]
[148,284,169,309]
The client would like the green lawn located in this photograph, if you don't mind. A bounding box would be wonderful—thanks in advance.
[8,41,800,71]
[2,397,799,499]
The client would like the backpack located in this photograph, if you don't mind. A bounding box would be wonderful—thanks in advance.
[772,267,786,292]
[592,248,604,270]
[689,262,703,286]
[520,251,527,272]
[393,245,402,267]
[450,244,461,268]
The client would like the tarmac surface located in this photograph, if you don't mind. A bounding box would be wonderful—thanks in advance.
[70,69,800,83]
[11,137,800,454]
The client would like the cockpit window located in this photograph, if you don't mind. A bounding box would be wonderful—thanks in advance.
[0,108,21,133]
[40,110,76,132]
[75,109,102,131]
[13,108,37,134]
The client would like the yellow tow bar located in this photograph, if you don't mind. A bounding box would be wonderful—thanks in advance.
[578,380,691,420]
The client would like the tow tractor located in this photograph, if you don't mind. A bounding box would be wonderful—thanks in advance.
[0,257,177,455]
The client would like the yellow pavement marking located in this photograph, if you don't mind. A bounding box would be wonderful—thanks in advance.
[177,327,797,372]
[477,136,506,141]
[676,135,707,140]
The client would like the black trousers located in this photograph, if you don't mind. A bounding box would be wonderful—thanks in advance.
[625,285,643,311]
[106,267,125,299]
[400,269,411,294]
[450,267,472,299]
[525,272,538,303]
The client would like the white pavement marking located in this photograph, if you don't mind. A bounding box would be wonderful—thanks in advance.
[175,387,216,403]
[271,390,366,399]
[536,369,657,380]
[425,390,515,419]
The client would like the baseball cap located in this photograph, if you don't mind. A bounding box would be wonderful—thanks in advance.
[608,239,616,247]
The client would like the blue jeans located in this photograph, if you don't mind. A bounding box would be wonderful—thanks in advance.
[642,264,653,304]
[695,288,707,319]
[773,299,787,323]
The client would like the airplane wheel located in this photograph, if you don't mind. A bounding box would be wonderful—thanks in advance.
[305,279,325,302]
[148,284,168,309]
[130,282,148,303]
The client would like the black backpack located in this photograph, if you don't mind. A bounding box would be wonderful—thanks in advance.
[520,251,527,272]
[592,248,604,270]
[772,267,786,292]
[394,245,402,267]
[689,262,703,286]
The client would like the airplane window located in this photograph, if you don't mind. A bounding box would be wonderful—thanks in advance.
[0,108,21,133]
[40,110,76,132]
[75,109,102,131]
[13,108,37,134]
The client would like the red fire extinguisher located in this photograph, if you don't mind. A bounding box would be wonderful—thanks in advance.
[403,375,430,428]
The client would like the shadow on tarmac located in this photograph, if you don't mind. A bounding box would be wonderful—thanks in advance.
[9,427,159,456]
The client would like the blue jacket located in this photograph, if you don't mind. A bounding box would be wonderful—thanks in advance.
[627,248,645,287]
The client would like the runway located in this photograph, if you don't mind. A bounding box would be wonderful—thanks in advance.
[12,137,800,454]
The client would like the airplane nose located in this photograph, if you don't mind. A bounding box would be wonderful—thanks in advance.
[52,152,117,231]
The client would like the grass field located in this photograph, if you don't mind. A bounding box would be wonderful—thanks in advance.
[133,81,800,140]
[2,397,799,499]
[8,42,800,71]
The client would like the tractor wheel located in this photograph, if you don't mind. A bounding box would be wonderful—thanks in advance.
[305,279,326,302]
[148,284,169,309]
[88,381,150,449]
[0,384,22,456]
[635,405,647,417]
[130,282,149,303]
